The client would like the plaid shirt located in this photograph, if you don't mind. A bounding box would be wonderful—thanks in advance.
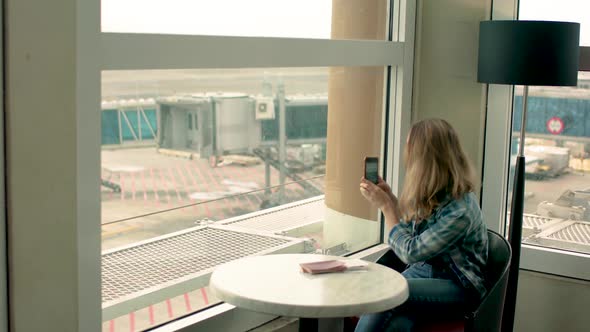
[388,192,488,298]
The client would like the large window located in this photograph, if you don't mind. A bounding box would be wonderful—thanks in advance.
[101,67,333,245]
[101,66,386,330]
[510,1,590,255]
[508,75,590,255]
[99,1,413,331]
[483,0,590,280]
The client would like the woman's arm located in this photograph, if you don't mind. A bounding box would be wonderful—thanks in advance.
[360,178,474,264]
[388,199,471,264]
[381,199,401,231]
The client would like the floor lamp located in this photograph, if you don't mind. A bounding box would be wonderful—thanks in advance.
[477,21,580,332]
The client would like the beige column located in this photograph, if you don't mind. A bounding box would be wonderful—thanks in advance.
[6,0,101,331]
[323,1,388,251]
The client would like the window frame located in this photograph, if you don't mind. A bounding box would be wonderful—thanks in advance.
[97,0,417,330]
[481,0,590,281]
[0,1,8,330]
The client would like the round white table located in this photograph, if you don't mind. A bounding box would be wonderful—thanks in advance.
[209,254,409,332]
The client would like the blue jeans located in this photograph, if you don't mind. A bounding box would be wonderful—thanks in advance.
[354,262,467,332]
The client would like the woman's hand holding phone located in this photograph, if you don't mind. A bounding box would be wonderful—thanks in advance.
[360,177,397,209]
[360,176,401,227]
[376,177,396,203]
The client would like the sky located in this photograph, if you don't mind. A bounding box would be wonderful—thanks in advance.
[101,0,332,38]
[102,0,590,45]
[520,0,590,45]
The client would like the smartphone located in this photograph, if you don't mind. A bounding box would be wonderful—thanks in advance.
[364,157,379,184]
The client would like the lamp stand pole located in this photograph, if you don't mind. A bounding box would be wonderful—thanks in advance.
[502,85,529,332]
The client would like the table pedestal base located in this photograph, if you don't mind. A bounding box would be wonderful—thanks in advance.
[299,318,344,332]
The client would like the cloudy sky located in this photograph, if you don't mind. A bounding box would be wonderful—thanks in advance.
[520,0,589,45]
[102,0,589,45]
[101,0,332,38]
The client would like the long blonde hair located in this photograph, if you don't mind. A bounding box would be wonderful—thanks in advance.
[399,118,476,221]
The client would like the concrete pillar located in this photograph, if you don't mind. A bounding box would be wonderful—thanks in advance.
[323,0,388,252]
[6,0,101,331]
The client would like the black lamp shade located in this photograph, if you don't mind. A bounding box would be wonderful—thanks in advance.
[478,21,580,86]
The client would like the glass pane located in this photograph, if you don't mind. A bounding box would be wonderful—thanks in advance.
[101,66,386,330]
[507,72,590,255]
[519,0,590,46]
[101,0,389,40]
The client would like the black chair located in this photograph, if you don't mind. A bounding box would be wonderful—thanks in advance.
[462,230,512,332]
[366,230,512,332]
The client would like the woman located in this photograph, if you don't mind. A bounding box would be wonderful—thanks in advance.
[356,118,488,332]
